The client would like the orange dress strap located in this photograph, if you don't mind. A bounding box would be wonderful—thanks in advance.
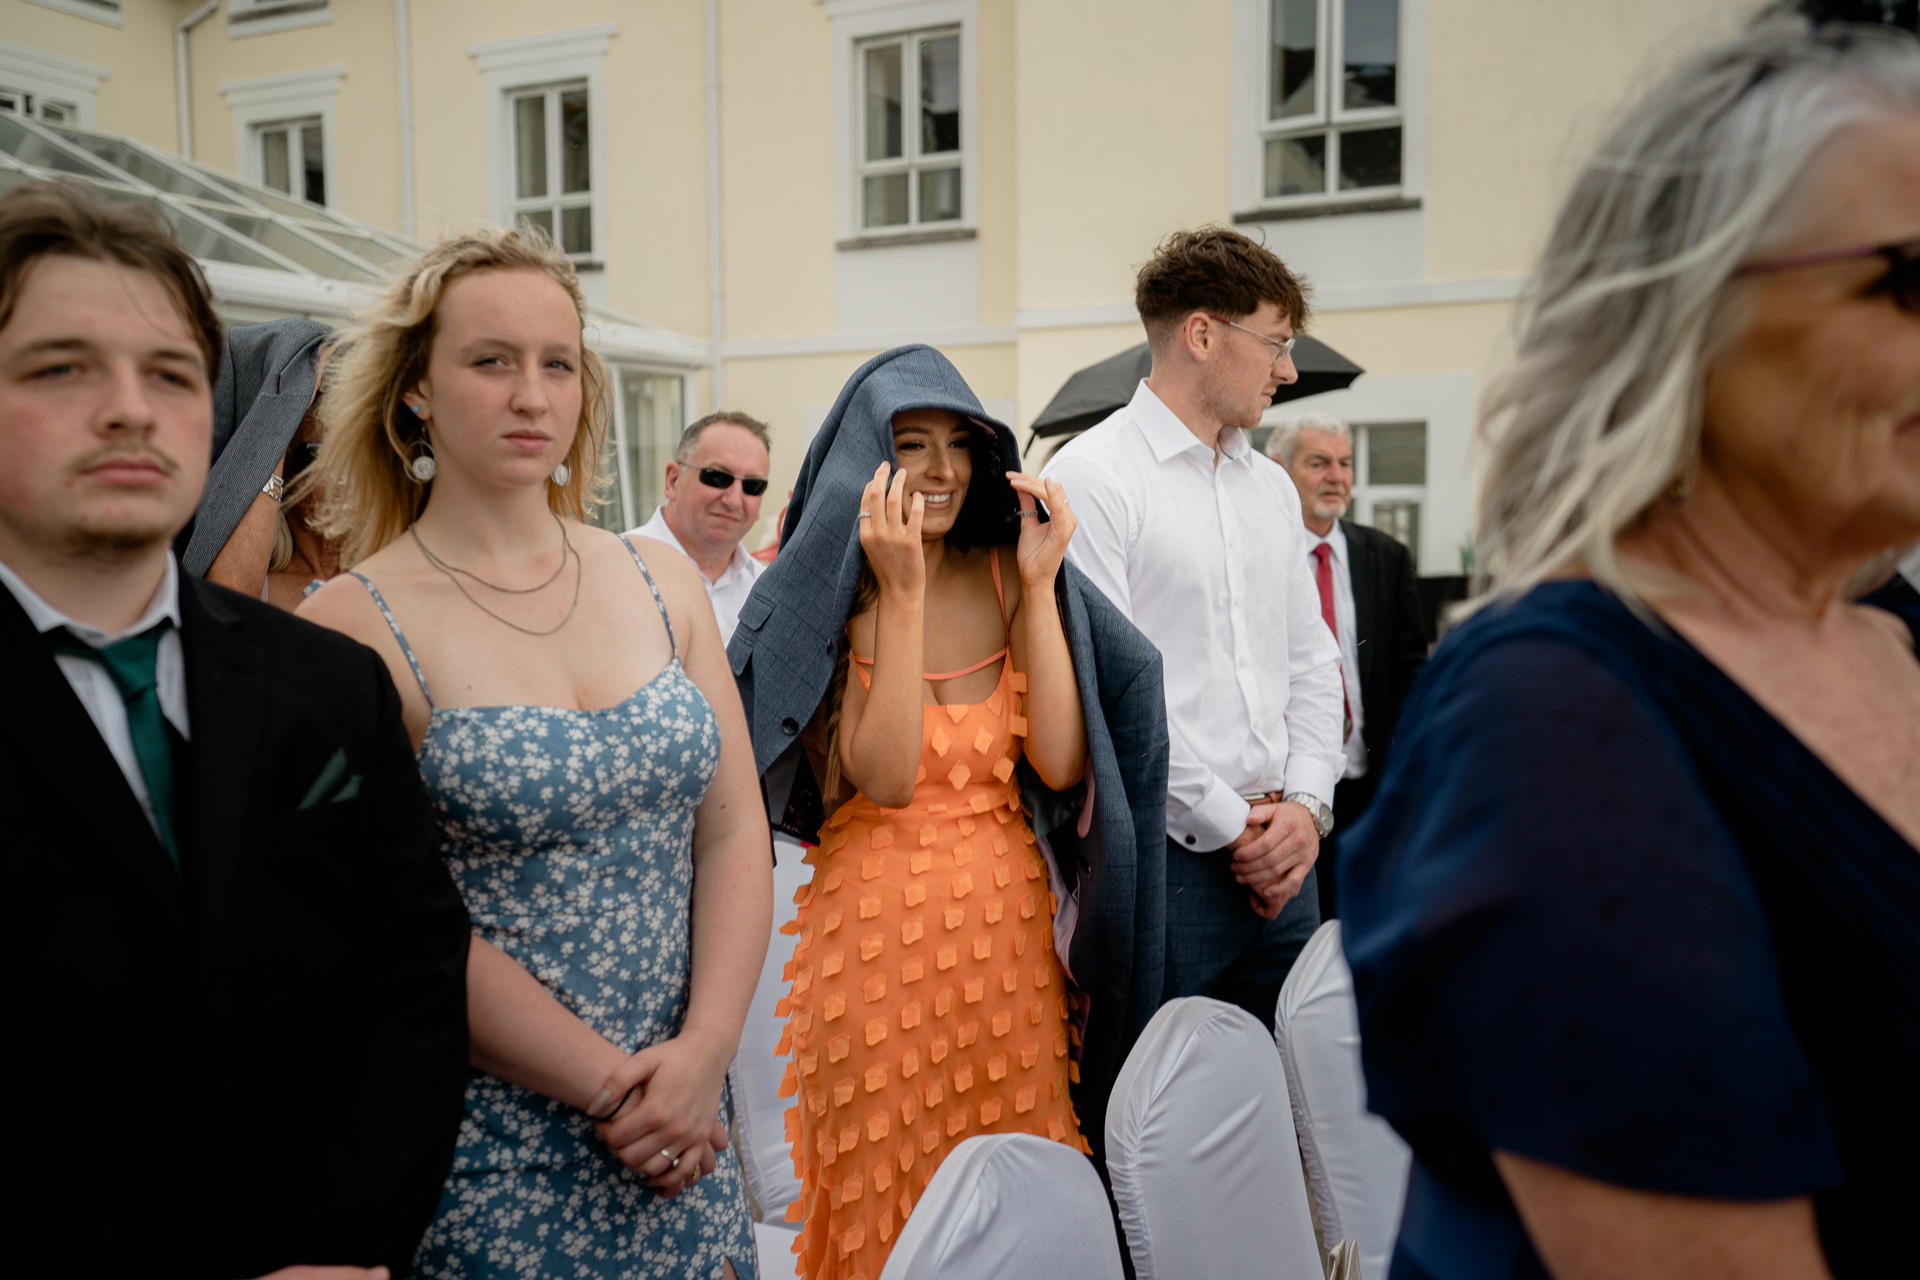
[852,547,1012,683]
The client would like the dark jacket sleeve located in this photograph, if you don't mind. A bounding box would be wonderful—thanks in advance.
[303,648,470,1273]
[1385,536,1428,722]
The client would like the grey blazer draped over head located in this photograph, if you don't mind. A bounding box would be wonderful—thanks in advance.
[727,344,1169,1166]
[177,318,330,577]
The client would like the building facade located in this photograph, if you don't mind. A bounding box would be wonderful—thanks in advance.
[4,0,1746,563]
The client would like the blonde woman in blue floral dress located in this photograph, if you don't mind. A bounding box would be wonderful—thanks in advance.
[300,228,771,1279]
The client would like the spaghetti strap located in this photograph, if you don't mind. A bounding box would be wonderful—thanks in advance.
[849,544,1014,683]
[348,571,435,709]
[618,536,677,659]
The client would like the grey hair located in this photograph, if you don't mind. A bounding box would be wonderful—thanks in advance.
[1469,19,1920,615]
[1265,411,1350,466]
[674,410,773,464]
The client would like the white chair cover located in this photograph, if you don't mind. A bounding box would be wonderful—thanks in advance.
[1105,997,1324,1280]
[729,834,813,1224]
[877,1133,1124,1280]
[1275,921,1412,1280]
[752,1219,801,1280]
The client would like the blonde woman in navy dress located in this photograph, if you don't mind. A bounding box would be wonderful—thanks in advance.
[300,228,771,1279]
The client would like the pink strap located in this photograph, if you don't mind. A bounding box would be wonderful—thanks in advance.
[848,546,1014,683]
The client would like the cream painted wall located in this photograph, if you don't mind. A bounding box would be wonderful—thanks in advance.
[3,0,177,149]
[1014,0,1234,313]
[1422,0,1746,282]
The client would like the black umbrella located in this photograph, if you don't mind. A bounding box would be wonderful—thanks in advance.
[1027,335,1364,441]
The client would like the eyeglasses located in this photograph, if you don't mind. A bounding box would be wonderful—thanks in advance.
[1205,314,1298,363]
[1738,237,1920,312]
[698,466,769,496]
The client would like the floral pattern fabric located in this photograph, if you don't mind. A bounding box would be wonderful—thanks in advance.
[351,544,757,1280]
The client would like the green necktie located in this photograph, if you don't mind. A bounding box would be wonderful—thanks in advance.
[50,623,183,874]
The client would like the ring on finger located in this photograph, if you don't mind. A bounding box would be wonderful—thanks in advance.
[857,512,873,520]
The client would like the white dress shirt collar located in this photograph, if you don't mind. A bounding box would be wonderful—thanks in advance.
[0,550,182,643]
[627,506,766,645]
[1130,380,1256,467]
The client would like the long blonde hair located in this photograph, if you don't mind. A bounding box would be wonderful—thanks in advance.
[303,226,611,567]
[1469,21,1920,615]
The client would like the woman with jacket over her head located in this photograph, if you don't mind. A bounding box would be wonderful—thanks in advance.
[756,349,1099,1279]
[298,226,769,1280]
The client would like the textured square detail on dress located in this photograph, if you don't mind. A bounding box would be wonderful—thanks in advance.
[1028,1000,1044,1026]
[987,690,1005,716]
[1009,715,1029,738]
[868,1113,890,1142]
[934,988,953,1016]
[824,908,845,933]
[801,1050,821,1076]
[1033,965,1051,988]
[1014,934,1027,957]
[1009,672,1028,693]
[1025,858,1044,881]
[870,827,894,849]
[952,872,974,897]
[1054,1031,1068,1057]
[900,957,924,983]
[936,945,958,970]
[946,1108,969,1136]
[929,1035,949,1064]
[957,1020,980,1047]
[921,1125,939,1154]
[1020,893,1036,919]
[1017,1087,1038,1114]
[824,992,847,1021]
[1047,1116,1065,1140]
[861,933,885,961]
[901,917,925,945]
[903,882,927,906]
[953,1063,975,1093]
[994,864,1013,888]
[864,1064,889,1093]
[844,1173,865,1202]
[948,764,971,790]
[863,974,887,1003]
[823,951,846,977]
[900,1001,922,1029]
[834,1078,856,1106]
[945,704,968,724]
[930,727,951,757]
[839,1126,860,1154]
[964,977,984,1003]
[987,1054,1008,1081]
[829,1035,853,1063]
[839,1223,865,1254]
[1020,1042,1039,1069]
[952,842,973,866]
[901,1047,920,1078]
[875,1163,893,1193]
[1002,967,1019,993]
[974,936,994,961]
[859,896,882,919]
[979,1098,1003,1124]
[795,966,816,993]
[923,1080,944,1106]
[899,1095,917,1126]
[993,1010,1014,1037]
[973,728,995,756]
[909,851,932,874]
[943,906,965,930]
[992,758,1015,782]
[919,822,939,847]
[984,899,1004,923]
[898,1145,916,1174]
[958,816,977,836]
[865,1018,888,1046]
[993,833,1009,857]
[862,857,885,880]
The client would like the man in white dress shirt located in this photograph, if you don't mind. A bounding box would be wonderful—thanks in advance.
[1269,412,1428,922]
[627,410,770,643]
[1042,227,1345,1021]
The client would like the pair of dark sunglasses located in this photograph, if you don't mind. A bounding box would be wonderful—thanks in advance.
[698,466,769,496]
[1740,237,1920,311]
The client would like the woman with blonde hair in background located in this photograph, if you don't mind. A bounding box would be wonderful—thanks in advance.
[299,227,770,1279]
[1340,17,1920,1280]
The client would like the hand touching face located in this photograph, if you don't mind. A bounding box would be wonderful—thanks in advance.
[888,408,972,540]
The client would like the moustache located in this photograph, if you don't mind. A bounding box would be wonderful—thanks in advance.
[72,443,180,479]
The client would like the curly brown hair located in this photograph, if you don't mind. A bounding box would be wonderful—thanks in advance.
[1134,226,1311,348]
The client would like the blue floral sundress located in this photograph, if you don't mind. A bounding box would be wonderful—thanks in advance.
[352,536,757,1279]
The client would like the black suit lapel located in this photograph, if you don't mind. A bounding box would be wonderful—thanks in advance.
[1342,519,1381,693]
[0,582,189,932]
[178,577,267,974]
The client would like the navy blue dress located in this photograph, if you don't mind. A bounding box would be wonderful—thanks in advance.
[1341,582,1920,1279]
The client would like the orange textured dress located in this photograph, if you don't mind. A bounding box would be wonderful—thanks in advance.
[774,549,1086,1280]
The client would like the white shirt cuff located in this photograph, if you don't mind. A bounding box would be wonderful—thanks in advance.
[1169,778,1252,854]
[1280,758,1340,813]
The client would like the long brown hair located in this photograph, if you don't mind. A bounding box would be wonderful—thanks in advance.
[301,225,611,567]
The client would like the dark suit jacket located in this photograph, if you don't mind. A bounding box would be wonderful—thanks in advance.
[3,574,470,1277]
[1862,571,1920,649]
[729,344,1170,1168]
[1341,518,1428,795]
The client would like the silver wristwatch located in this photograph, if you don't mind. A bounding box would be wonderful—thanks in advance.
[1282,791,1335,838]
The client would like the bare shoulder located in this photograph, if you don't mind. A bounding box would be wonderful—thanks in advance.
[296,557,391,648]
[580,523,704,602]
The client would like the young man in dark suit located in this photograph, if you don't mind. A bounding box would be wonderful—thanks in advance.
[1268,412,1428,920]
[0,182,470,1278]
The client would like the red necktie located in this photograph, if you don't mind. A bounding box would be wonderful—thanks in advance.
[1311,542,1353,743]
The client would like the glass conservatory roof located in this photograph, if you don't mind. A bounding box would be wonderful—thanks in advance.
[0,112,707,368]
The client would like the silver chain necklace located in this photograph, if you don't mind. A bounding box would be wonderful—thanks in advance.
[409,518,583,637]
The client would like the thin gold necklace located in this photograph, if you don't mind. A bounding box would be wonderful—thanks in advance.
[411,511,571,593]
[410,519,582,636]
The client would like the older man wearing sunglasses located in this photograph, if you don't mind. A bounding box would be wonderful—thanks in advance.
[627,410,773,642]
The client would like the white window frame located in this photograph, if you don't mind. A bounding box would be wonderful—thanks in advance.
[470,26,613,272]
[1351,420,1428,556]
[22,0,119,26]
[253,116,328,208]
[593,365,689,532]
[851,26,965,234]
[221,66,343,211]
[504,81,596,261]
[1231,0,1427,217]
[0,41,108,127]
[830,0,980,248]
[229,0,331,39]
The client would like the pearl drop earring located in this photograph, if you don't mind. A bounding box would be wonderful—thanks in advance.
[410,442,437,483]
[551,462,572,486]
